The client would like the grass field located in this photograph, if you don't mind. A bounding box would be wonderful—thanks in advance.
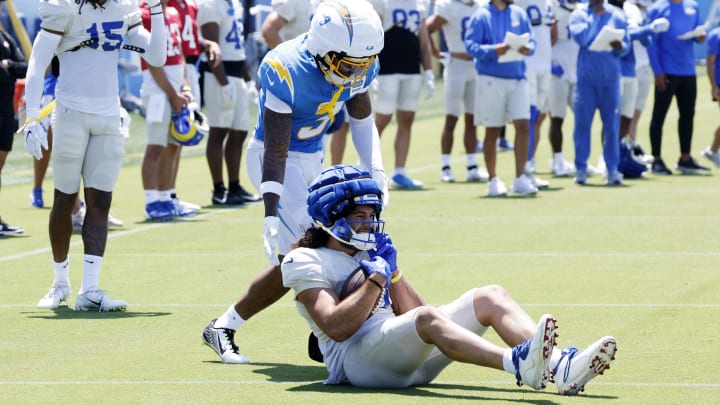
[1,75,719,404]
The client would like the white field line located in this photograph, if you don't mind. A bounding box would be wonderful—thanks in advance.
[2,302,719,309]
[0,380,718,388]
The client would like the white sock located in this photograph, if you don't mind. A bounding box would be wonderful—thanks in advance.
[549,347,563,372]
[466,153,478,168]
[502,348,516,374]
[393,167,406,176]
[158,189,172,202]
[553,152,563,161]
[79,254,103,294]
[144,189,158,205]
[53,258,70,285]
[441,154,451,168]
[214,305,246,330]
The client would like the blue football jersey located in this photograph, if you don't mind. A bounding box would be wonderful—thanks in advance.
[253,35,379,153]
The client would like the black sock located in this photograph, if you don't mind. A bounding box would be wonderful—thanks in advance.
[228,181,240,193]
[214,182,226,193]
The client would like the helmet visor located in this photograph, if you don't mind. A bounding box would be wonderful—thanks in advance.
[322,52,376,86]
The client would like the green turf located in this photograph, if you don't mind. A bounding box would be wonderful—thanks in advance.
[1,75,719,404]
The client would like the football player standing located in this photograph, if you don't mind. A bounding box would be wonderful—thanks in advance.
[201,0,388,364]
[27,0,167,311]
[426,0,489,184]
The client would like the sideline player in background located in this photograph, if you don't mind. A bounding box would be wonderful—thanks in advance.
[198,0,260,205]
[26,0,167,311]
[0,0,26,236]
[427,0,489,184]
[702,21,720,167]
[465,0,540,196]
[201,0,389,364]
[368,0,435,190]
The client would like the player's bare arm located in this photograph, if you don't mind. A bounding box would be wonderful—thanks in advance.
[346,92,372,120]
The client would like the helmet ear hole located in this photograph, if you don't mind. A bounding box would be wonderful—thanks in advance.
[169,107,208,146]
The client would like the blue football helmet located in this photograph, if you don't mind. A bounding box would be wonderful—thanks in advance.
[307,165,384,250]
[618,140,648,178]
[169,107,208,146]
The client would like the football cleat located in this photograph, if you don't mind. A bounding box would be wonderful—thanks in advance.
[702,147,720,167]
[524,159,536,174]
[30,187,44,208]
[574,170,587,185]
[550,158,576,177]
[212,188,227,205]
[75,289,127,312]
[226,186,261,204]
[108,213,124,228]
[512,314,557,389]
[553,336,617,395]
[174,197,201,212]
[72,201,87,230]
[37,282,72,309]
[487,177,508,197]
[606,171,623,186]
[441,166,455,183]
[651,159,673,175]
[497,138,514,151]
[0,218,23,235]
[466,165,488,182]
[527,173,549,189]
[145,201,175,221]
[511,174,538,195]
[391,173,423,189]
[172,198,198,217]
[202,319,250,364]
[676,157,711,174]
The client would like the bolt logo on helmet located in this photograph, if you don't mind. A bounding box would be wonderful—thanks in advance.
[169,106,209,146]
[307,165,385,251]
[306,0,384,87]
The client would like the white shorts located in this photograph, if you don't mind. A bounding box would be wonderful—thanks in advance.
[186,63,201,103]
[373,73,421,115]
[620,76,639,118]
[246,138,324,255]
[548,76,575,119]
[203,73,250,130]
[526,69,550,112]
[635,64,652,112]
[51,101,124,194]
[342,289,487,388]
[474,75,530,127]
[142,93,177,146]
[443,58,476,117]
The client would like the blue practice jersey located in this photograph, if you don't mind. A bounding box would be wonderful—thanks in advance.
[253,35,379,154]
[646,0,704,76]
[708,26,720,85]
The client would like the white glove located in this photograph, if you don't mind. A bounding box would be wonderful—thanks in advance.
[21,120,48,160]
[221,83,236,109]
[423,69,435,100]
[263,216,280,266]
[370,78,380,93]
[649,18,670,34]
[372,169,390,210]
[246,80,258,104]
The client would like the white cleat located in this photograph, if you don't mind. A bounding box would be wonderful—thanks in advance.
[441,167,455,183]
[75,288,127,312]
[511,174,539,195]
[37,282,72,309]
[202,319,251,364]
[512,314,558,389]
[487,177,508,197]
[466,166,489,182]
[553,336,617,395]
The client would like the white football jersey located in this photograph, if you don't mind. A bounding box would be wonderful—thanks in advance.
[271,0,314,42]
[40,0,141,115]
[515,0,554,71]
[432,0,480,53]
[368,0,430,35]
[550,0,578,81]
[197,0,247,61]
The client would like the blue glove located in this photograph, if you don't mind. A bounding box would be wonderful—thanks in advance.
[359,257,392,288]
[551,62,564,78]
[370,233,397,272]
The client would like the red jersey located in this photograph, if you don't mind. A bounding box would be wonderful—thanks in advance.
[140,2,184,69]
[167,0,202,58]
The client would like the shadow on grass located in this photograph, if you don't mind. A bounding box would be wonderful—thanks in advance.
[251,363,617,402]
[24,306,171,319]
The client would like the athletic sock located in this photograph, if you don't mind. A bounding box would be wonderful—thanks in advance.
[79,254,103,294]
[214,305,246,330]
[53,258,70,285]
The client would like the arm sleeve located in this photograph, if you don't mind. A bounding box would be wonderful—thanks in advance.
[126,9,167,67]
[349,114,384,173]
[24,30,62,120]
[569,10,594,48]
[464,14,498,62]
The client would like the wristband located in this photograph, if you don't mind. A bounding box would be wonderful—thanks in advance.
[260,181,283,197]
[391,271,403,284]
[367,277,384,291]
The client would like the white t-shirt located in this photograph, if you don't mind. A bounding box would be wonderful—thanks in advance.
[272,0,314,42]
